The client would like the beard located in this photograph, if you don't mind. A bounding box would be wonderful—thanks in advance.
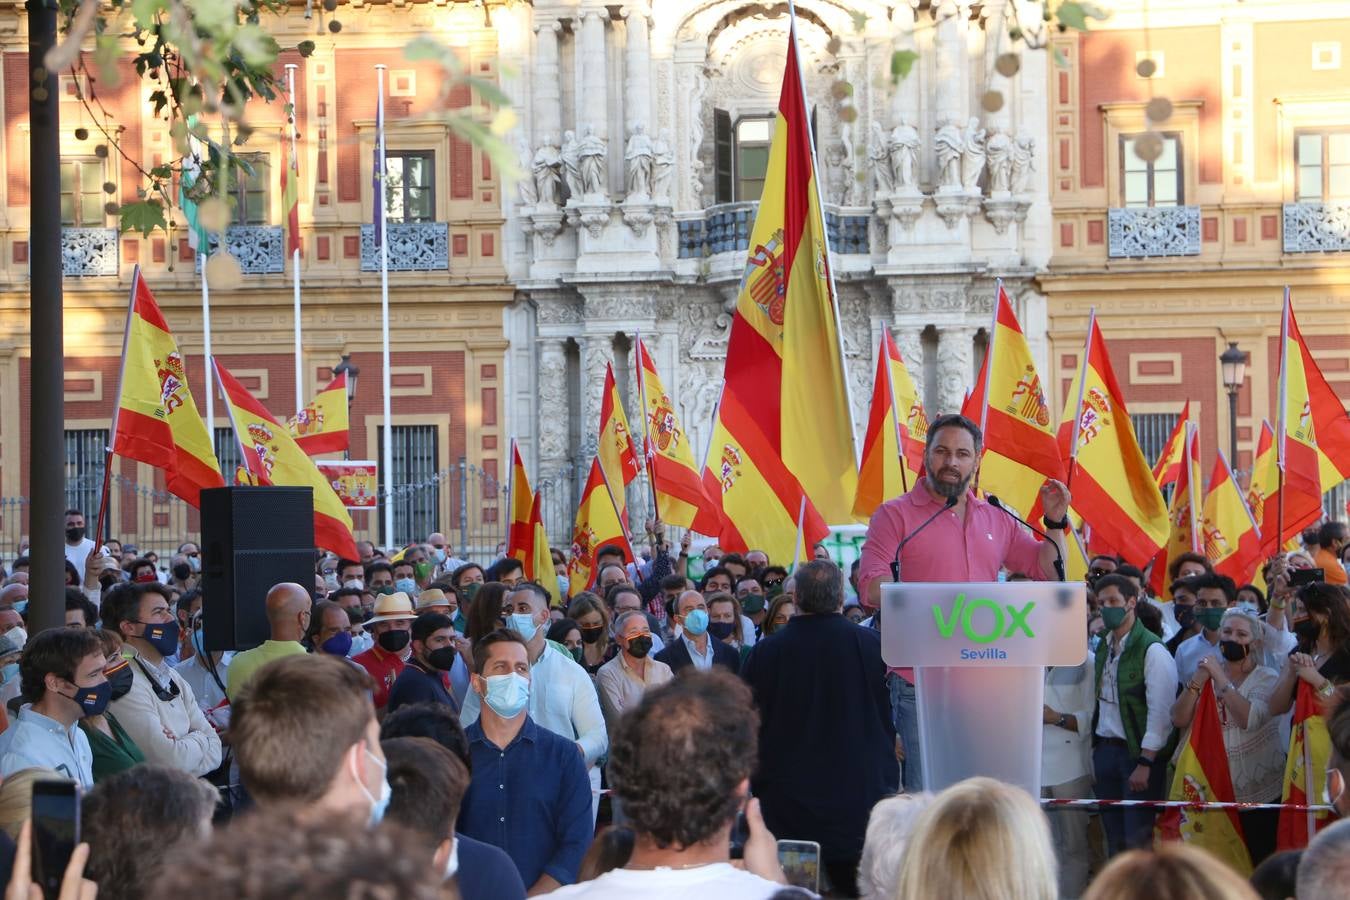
[926,466,972,499]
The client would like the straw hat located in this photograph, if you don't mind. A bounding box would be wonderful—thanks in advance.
[364,592,417,627]
[414,588,453,612]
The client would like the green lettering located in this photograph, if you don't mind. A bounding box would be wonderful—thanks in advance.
[1004,602,1035,638]
[961,597,1004,644]
[932,593,966,638]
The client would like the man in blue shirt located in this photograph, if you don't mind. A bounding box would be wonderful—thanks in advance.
[458,629,591,894]
[387,612,462,715]
[0,627,108,787]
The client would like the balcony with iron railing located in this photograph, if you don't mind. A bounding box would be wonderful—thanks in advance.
[676,201,872,260]
[360,222,450,272]
[1106,206,1202,259]
[1283,201,1350,253]
[60,227,119,277]
[193,225,287,274]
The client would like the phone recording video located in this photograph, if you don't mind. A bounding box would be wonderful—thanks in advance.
[777,839,821,893]
[31,779,81,900]
[1289,567,1325,587]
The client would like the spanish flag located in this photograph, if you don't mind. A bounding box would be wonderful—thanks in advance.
[853,330,910,519]
[213,359,358,559]
[1155,681,1252,875]
[634,338,720,535]
[1202,451,1263,586]
[1269,289,1325,553]
[964,283,1066,522]
[1287,292,1350,493]
[506,439,536,566]
[287,372,349,456]
[702,390,828,565]
[1248,421,1285,557]
[893,335,928,481]
[597,363,641,520]
[1277,680,1335,851]
[1147,422,1200,599]
[566,458,633,597]
[528,492,562,603]
[1151,400,1191,489]
[721,25,857,523]
[1057,312,1169,565]
[282,126,301,258]
[111,268,224,507]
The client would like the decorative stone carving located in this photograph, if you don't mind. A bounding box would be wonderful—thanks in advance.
[652,129,675,202]
[61,227,119,277]
[1107,207,1202,258]
[826,142,851,207]
[1284,202,1350,253]
[624,123,655,201]
[578,124,608,199]
[622,201,655,237]
[516,137,538,207]
[937,326,975,414]
[537,339,570,462]
[1011,134,1036,195]
[986,129,1013,195]
[868,121,893,194]
[531,135,563,208]
[535,299,582,325]
[359,222,449,272]
[585,295,655,321]
[960,117,987,193]
[934,119,964,190]
[560,130,584,203]
[889,120,920,191]
[684,66,708,201]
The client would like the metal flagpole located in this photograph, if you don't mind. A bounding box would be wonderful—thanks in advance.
[287,63,304,414]
[200,253,214,433]
[376,64,394,547]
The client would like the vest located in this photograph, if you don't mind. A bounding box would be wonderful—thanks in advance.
[1094,616,1161,760]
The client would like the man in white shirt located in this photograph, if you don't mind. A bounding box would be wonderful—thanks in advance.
[63,508,96,577]
[547,670,786,899]
[1041,656,1096,897]
[1092,574,1177,856]
[1174,573,1236,686]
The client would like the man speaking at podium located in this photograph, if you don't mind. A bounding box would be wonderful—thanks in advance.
[857,413,1070,790]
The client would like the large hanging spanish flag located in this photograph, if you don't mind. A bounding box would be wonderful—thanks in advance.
[213,359,358,559]
[566,458,633,597]
[1202,451,1263,586]
[1147,422,1200,599]
[702,390,828,565]
[721,25,857,523]
[1057,312,1169,566]
[1269,289,1325,552]
[1288,292,1350,493]
[506,439,536,565]
[597,362,641,520]
[963,283,1066,522]
[287,372,349,456]
[111,267,224,507]
[1277,680,1335,851]
[633,338,720,535]
[853,330,910,519]
[1155,682,1252,875]
[1151,400,1192,489]
[1248,420,1288,557]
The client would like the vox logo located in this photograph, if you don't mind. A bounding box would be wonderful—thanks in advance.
[932,593,1035,643]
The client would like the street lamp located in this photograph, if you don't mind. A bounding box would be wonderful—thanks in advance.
[1220,341,1247,466]
[333,354,360,407]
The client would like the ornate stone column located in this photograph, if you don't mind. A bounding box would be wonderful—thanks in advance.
[936,326,975,414]
[537,338,571,475]
[577,9,609,142]
[892,325,925,407]
[580,333,611,451]
[623,4,651,133]
[533,20,562,147]
[933,0,968,125]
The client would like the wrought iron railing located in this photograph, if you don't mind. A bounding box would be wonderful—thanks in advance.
[1107,206,1201,259]
[1283,202,1350,253]
[360,222,450,272]
[60,227,119,277]
[676,201,871,259]
[194,226,286,274]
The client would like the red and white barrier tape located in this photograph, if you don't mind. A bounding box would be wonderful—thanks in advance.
[1041,798,1333,813]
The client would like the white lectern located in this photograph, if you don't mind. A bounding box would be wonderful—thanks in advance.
[881,581,1087,795]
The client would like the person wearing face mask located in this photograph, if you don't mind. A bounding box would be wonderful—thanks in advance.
[364,560,396,595]
[459,629,593,893]
[0,635,22,715]
[78,630,147,782]
[1173,573,1239,688]
[1169,607,1284,864]
[392,560,421,599]
[0,626,107,787]
[63,508,96,578]
[656,590,741,674]
[566,594,618,677]
[226,582,314,701]
[102,581,223,777]
[174,610,233,727]
[387,613,466,715]
[229,653,392,826]
[336,557,366,592]
[353,592,418,711]
[594,610,673,742]
[1269,581,1350,718]
[1162,576,1202,656]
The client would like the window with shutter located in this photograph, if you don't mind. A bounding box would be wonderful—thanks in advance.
[714,109,733,204]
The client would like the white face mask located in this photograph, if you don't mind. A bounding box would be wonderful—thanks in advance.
[443,838,459,881]
[6,628,27,650]
[343,579,364,591]
[348,632,374,657]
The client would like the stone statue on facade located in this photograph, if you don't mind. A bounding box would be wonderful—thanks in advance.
[960,117,987,193]
[516,137,538,206]
[531,135,563,207]
[652,128,675,201]
[889,120,920,191]
[624,123,655,199]
[825,142,850,206]
[934,119,964,190]
[1011,133,1036,194]
[560,130,584,202]
[868,121,894,194]
[985,128,1013,194]
[578,124,608,198]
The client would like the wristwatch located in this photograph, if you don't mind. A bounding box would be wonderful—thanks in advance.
[1136,756,1155,769]
[1055,714,1068,729]
[1042,514,1070,530]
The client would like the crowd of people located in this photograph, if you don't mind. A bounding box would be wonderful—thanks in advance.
[0,414,1345,898]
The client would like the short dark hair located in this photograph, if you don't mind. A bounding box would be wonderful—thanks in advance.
[99,581,172,639]
[1167,551,1212,582]
[20,626,102,702]
[450,562,485,586]
[659,574,688,592]
[511,580,552,607]
[794,559,844,615]
[1135,600,1164,638]
[924,413,983,454]
[1094,573,1139,601]
[1298,582,1350,649]
[83,764,219,900]
[547,618,581,645]
[1169,576,1202,599]
[700,566,733,592]
[64,588,98,627]
[719,553,747,571]
[604,582,641,610]
[231,654,375,806]
[1115,563,1145,584]
[607,671,758,848]
[595,544,625,563]
[760,564,788,582]
[1250,850,1302,900]
[380,702,471,772]
[329,586,364,605]
[472,628,528,675]
[1089,553,1119,567]
[382,736,469,844]
[364,560,393,581]
[1192,572,1237,604]
[128,556,157,577]
[65,508,84,518]
[410,612,454,644]
[487,557,524,581]
[336,558,363,576]
[1319,520,1347,548]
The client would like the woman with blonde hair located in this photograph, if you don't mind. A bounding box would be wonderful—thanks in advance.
[0,767,60,840]
[1083,843,1258,900]
[894,777,1056,900]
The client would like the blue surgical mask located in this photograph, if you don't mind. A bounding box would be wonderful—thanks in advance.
[190,625,206,658]
[432,548,447,565]
[354,746,391,827]
[1237,601,1260,616]
[682,608,709,637]
[557,576,570,597]
[348,631,374,657]
[12,600,27,615]
[321,631,354,657]
[508,613,540,643]
[481,672,530,719]
[395,578,417,594]
[0,663,17,685]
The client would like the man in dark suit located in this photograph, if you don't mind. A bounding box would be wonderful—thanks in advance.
[655,590,740,674]
[741,560,898,898]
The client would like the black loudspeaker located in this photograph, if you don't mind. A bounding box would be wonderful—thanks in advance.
[200,486,316,652]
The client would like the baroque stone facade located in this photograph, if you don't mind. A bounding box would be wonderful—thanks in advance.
[502,1,1054,516]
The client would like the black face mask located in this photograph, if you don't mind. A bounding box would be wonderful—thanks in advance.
[1219,640,1249,662]
[626,636,653,659]
[580,625,605,645]
[425,646,458,672]
[66,526,85,543]
[377,630,410,653]
[105,660,135,701]
[172,563,191,582]
[1174,604,1196,630]
[1293,617,1320,647]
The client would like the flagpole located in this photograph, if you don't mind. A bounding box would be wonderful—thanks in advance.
[1184,423,1200,553]
[971,281,1001,493]
[787,0,859,467]
[376,64,394,548]
[212,357,254,484]
[96,267,142,545]
[200,253,215,434]
[287,63,304,415]
[1275,287,1290,553]
[633,333,660,523]
[1064,307,1095,491]
[881,330,908,494]
[790,495,807,573]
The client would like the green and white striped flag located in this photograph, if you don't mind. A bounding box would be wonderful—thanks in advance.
[179,116,211,253]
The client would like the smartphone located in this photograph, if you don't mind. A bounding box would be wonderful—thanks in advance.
[777,839,821,894]
[728,807,749,859]
[31,779,81,900]
[1290,568,1325,587]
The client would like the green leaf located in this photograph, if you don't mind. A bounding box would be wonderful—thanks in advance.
[404,36,455,66]
[1056,2,1089,31]
[119,199,168,237]
[129,0,167,29]
[891,50,919,83]
[232,24,279,69]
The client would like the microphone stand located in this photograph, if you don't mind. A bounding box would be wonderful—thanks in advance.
[986,495,1067,583]
[890,494,959,582]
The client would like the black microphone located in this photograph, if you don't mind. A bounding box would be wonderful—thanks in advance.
[986,494,1066,583]
[890,494,959,581]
